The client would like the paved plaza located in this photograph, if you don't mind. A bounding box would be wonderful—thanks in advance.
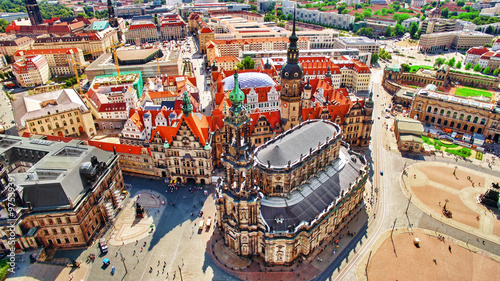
[361,228,500,281]
[404,162,500,245]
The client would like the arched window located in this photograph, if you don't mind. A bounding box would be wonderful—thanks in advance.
[473,117,478,123]
[457,123,461,129]
[463,124,468,131]
[433,108,438,114]
[450,121,455,128]
[459,114,465,120]
[427,106,432,113]
[466,115,472,122]
[453,112,457,119]
[480,118,486,125]
[431,117,436,123]
[444,120,448,126]
[437,118,442,124]
[425,116,430,121]
[440,109,445,115]
[446,111,451,117]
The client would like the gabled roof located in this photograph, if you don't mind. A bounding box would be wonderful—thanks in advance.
[250,110,282,133]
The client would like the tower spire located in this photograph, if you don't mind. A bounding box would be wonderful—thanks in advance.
[182,91,193,116]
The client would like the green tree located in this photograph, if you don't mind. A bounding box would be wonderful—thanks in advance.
[409,22,419,38]
[354,13,364,22]
[483,67,491,74]
[236,56,255,70]
[434,58,446,67]
[446,57,456,67]
[401,63,411,72]
[486,25,495,34]
[457,1,465,7]
[394,24,405,36]
[441,7,449,18]
[465,62,472,70]
[455,61,462,69]
[371,53,379,64]
[338,6,346,14]
[362,9,372,18]
[494,69,499,76]
[385,26,392,37]
[473,64,482,72]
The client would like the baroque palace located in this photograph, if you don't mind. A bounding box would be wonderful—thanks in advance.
[215,15,369,265]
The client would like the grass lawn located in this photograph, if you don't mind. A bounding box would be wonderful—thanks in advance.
[422,136,459,150]
[445,147,472,158]
[455,87,492,98]
[409,65,433,73]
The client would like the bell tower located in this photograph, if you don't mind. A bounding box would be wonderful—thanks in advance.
[25,0,43,26]
[222,69,254,193]
[280,7,303,131]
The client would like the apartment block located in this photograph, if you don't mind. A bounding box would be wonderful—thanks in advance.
[13,55,51,87]
[126,20,158,44]
[418,31,494,52]
[160,14,187,41]
[333,36,380,54]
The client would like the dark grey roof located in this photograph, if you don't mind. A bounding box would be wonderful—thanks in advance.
[255,120,339,168]
[261,147,365,232]
[0,135,115,211]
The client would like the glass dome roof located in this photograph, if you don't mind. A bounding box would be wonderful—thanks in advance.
[223,72,276,91]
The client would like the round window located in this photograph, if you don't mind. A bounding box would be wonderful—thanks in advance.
[285,72,289,76]
[294,73,299,77]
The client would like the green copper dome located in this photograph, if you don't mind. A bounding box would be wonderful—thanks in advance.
[229,69,245,106]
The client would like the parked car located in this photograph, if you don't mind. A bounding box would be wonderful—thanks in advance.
[99,238,108,254]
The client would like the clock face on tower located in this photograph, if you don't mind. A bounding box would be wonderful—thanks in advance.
[283,103,288,108]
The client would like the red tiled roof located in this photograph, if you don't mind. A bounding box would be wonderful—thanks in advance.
[467,47,489,56]
[98,102,127,112]
[88,140,151,156]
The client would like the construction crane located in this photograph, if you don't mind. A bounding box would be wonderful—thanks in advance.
[82,40,125,78]
[67,57,86,97]
[155,55,161,77]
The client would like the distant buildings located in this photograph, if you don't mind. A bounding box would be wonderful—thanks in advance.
[32,27,119,59]
[126,20,158,44]
[282,0,354,29]
[383,64,499,92]
[12,55,51,87]
[85,49,182,80]
[418,31,494,52]
[0,134,124,249]
[333,36,380,54]
[463,47,500,70]
[206,37,310,63]
[0,36,34,58]
[12,89,96,137]
[410,0,426,8]
[420,18,461,34]
[13,48,87,76]
[160,14,187,41]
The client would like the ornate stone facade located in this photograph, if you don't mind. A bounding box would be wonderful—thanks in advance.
[383,64,500,90]
[409,88,500,142]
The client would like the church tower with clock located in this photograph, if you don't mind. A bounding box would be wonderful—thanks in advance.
[280,7,303,131]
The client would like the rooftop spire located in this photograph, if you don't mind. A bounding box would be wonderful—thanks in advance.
[229,68,245,108]
[182,91,193,116]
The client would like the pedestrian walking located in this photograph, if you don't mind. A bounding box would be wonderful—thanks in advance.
[133,250,136,256]
[141,247,143,252]
[449,245,452,253]
[433,258,437,264]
